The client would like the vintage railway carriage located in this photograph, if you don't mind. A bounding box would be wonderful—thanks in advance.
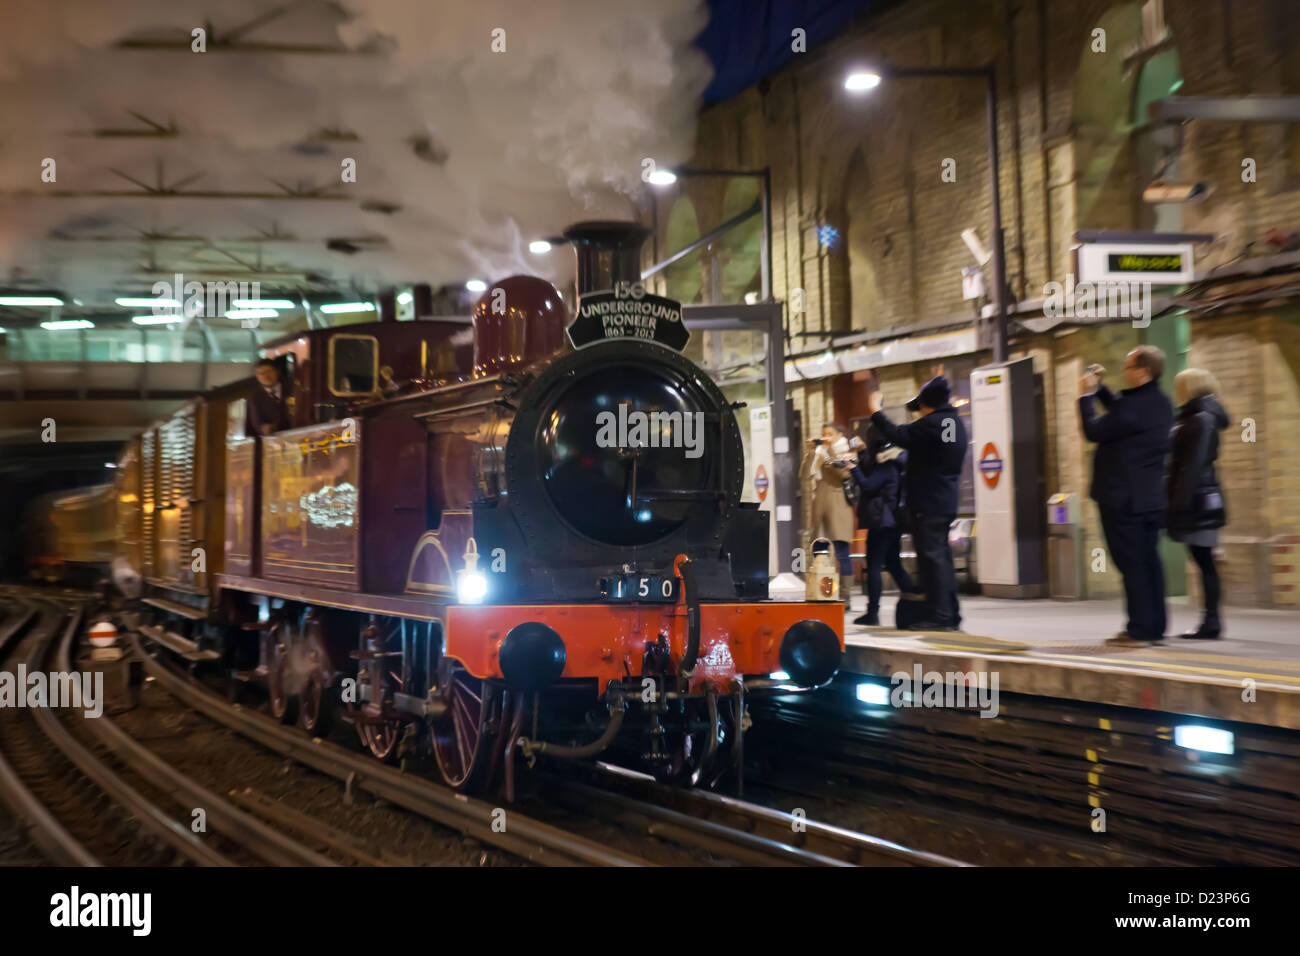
[125,221,845,794]
[24,484,117,586]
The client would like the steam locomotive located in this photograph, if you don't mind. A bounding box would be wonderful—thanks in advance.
[113,221,845,794]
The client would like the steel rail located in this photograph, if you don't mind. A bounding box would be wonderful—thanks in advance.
[0,598,100,866]
[134,633,652,866]
[47,605,334,867]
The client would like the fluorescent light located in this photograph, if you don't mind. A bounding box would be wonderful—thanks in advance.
[457,571,488,604]
[856,682,891,705]
[225,309,277,320]
[116,296,179,308]
[465,279,487,293]
[0,295,64,306]
[318,302,376,314]
[845,70,883,92]
[528,240,552,254]
[104,462,118,468]
[768,670,790,681]
[232,298,295,309]
[397,291,413,305]
[1174,724,1234,755]
[646,168,677,186]
[41,319,93,331]
[0,327,6,333]
[131,314,182,326]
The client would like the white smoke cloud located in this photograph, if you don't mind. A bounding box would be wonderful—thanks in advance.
[0,0,711,302]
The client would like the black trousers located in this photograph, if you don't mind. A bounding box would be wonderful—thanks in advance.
[1099,507,1167,641]
[912,512,960,627]
[865,526,915,614]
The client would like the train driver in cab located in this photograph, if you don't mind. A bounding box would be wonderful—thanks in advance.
[247,358,291,436]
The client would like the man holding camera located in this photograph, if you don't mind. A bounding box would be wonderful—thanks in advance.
[1078,346,1173,646]
[867,375,968,631]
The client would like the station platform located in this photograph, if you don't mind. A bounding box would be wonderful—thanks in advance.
[839,593,1300,731]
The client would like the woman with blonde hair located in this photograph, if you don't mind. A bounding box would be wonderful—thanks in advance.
[1166,367,1229,639]
[804,422,856,608]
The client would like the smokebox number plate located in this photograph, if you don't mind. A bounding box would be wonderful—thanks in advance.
[599,574,679,603]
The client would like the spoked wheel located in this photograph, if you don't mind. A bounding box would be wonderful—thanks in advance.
[266,622,298,725]
[430,659,502,793]
[298,616,337,739]
[347,619,407,762]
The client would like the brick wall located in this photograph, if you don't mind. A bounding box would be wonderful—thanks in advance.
[653,0,1300,604]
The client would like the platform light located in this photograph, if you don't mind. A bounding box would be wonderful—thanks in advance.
[104,462,118,469]
[528,239,552,255]
[1174,724,1234,756]
[40,319,93,331]
[318,301,376,314]
[768,670,790,681]
[844,70,883,92]
[0,327,6,334]
[465,279,488,293]
[232,298,296,309]
[115,296,179,308]
[646,167,677,187]
[225,309,278,321]
[0,295,65,306]
[856,682,891,706]
[397,291,414,305]
[131,314,182,326]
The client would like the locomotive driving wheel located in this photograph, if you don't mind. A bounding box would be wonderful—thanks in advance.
[430,659,502,793]
[298,615,337,738]
[653,688,725,786]
[266,620,298,725]
[348,618,407,762]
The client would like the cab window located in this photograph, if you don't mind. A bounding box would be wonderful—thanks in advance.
[329,335,378,396]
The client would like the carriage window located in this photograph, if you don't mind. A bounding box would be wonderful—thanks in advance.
[329,335,378,396]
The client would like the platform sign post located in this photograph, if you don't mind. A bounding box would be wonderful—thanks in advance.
[970,357,1045,598]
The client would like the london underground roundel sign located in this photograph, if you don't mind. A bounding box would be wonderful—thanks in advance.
[979,442,1003,489]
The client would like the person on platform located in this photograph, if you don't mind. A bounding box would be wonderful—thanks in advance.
[847,423,917,627]
[1166,368,1229,640]
[866,376,968,631]
[804,423,856,608]
[1078,346,1174,646]
[247,358,291,436]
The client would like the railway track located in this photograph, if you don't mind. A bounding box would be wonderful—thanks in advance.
[540,762,968,866]
[0,589,335,866]
[136,625,969,866]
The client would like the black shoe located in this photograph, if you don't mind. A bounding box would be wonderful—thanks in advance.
[853,612,880,627]
[1180,625,1221,640]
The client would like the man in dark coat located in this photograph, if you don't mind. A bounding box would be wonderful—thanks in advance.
[848,424,916,627]
[1078,345,1174,646]
[246,358,291,436]
[867,375,968,631]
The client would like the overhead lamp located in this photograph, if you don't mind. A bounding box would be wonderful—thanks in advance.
[646,168,677,187]
[318,302,376,314]
[0,295,65,307]
[844,70,883,92]
[41,319,93,331]
[232,298,296,309]
[465,279,488,293]
[528,240,552,254]
[131,314,182,326]
[115,296,179,308]
[225,309,277,321]
[396,291,414,305]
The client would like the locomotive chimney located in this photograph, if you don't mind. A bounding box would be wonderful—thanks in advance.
[562,221,651,295]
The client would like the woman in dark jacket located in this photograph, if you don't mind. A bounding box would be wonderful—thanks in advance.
[1167,368,1229,639]
[848,425,916,626]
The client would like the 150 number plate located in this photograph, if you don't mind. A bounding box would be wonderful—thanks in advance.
[600,574,678,603]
